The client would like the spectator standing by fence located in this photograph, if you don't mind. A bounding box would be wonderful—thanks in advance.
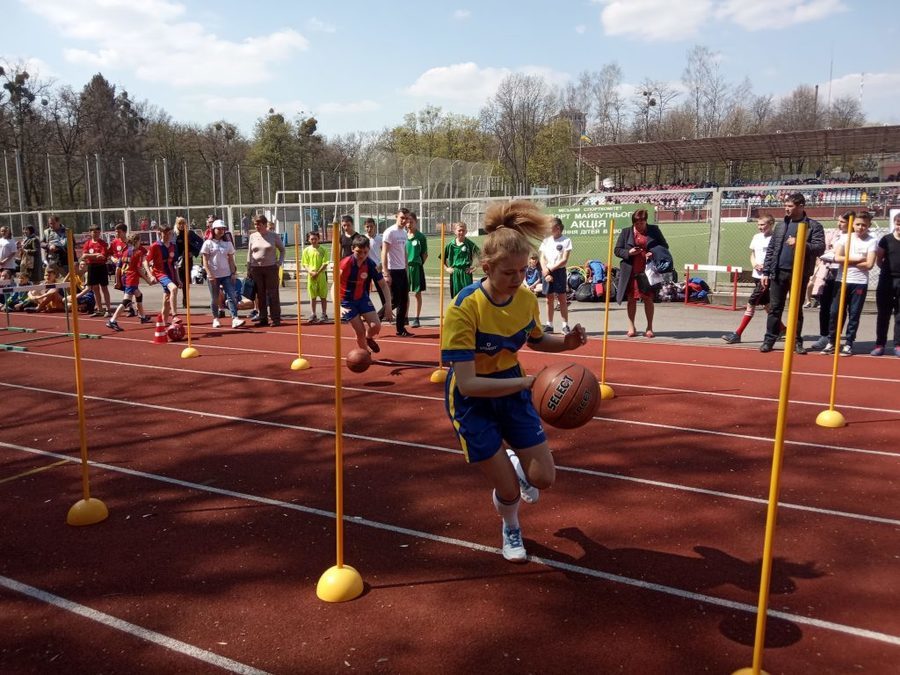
[443,222,480,298]
[871,212,900,356]
[364,218,386,312]
[539,217,572,334]
[41,215,69,275]
[382,207,413,336]
[406,213,428,328]
[19,225,41,282]
[614,209,668,338]
[722,215,775,344]
[759,193,825,354]
[247,214,285,327]
[0,226,17,275]
[82,224,112,317]
[821,212,877,356]
[810,212,852,351]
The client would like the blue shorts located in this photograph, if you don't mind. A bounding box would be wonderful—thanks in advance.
[122,286,142,299]
[445,365,546,463]
[158,275,174,290]
[341,297,376,321]
[542,268,567,295]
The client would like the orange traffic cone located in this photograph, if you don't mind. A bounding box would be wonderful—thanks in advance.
[152,312,168,344]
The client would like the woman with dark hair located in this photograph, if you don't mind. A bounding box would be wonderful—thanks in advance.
[20,225,42,282]
[614,208,669,338]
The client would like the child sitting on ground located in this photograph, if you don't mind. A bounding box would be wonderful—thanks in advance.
[4,272,30,311]
[27,267,65,312]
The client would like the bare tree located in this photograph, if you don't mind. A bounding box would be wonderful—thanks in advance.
[480,73,557,187]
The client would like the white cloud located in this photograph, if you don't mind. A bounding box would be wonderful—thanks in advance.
[595,0,846,41]
[717,0,846,30]
[306,17,336,33]
[575,25,587,34]
[318,100,381,114]
[453,9,471,20]
[407,62,510,103]
[820,72,900,124]
[21,0,308,88]
[596,0,713,41]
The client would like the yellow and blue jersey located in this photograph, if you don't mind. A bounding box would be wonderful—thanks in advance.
[441,280,543,374]
[441,281,546,462]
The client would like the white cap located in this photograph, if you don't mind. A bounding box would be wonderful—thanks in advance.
[212,219,226,230]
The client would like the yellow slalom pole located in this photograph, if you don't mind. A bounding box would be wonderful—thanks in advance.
[64,230,108,526]
[291,222,310,371]
[181,220,199,359]
[598,223,616,400]
[431,221,448,383]
[734,222,808,675]
[317,223,363,603]
[816,216,854,428]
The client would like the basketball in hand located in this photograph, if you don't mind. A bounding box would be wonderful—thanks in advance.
[531,362,599,429]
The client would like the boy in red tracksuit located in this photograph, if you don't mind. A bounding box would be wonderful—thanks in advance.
[82,224,112,316]
[147,223,179,322]
[107,233,154,331]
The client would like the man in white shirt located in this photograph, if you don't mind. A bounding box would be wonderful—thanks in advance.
[0,226,18,274]
[381,207,413,336]
[822,211,877,356]
[722,215,775,344]
[539,218,573,334]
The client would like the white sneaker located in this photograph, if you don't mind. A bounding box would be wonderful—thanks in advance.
[231,317,245,328]
[561,324,571,335]
[212,318,221,328]
[506,449,539,504]
[543,323,553,334]
[501,525,527,563]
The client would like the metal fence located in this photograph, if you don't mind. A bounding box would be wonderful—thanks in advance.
[3,180,896,292]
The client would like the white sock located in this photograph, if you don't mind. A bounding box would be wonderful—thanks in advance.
[492,489,520,530]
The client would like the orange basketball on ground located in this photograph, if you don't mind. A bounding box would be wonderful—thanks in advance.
[166,319,186,342]
[346,348,372,373]
[531,362,600,429]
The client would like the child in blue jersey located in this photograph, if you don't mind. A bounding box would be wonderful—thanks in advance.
[441,200,588,563]
[339,234,393,352]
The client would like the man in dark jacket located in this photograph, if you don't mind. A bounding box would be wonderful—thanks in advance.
[760,192,826,354]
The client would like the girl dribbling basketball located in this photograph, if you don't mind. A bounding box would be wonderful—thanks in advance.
[441,200,588,562]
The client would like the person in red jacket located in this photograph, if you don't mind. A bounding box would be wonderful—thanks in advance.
[82,224,112,316]
[147,223,180,322]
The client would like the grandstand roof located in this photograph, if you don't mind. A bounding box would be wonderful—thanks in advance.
[579,125,900,170]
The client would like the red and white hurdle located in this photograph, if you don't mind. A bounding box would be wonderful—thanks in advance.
[683,264,744,311]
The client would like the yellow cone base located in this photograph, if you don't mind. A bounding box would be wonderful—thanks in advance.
[67,497,109,526]
[430,368,448,384]
[181,346,200,359]
[733,668,770,675]
[316,564,364,602]
[816,409,846,428]
[291,357,311,371]
[599,383,616,400]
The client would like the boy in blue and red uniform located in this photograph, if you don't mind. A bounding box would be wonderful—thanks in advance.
[339,234,393,353]
[107,233,154,331]
[147,223,180,322]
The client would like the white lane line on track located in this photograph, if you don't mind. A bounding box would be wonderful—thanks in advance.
[20,326,900,385]
[0,575,271,675]
[1,383,898,526]
[9,350,900,457]
[1,440,898,650]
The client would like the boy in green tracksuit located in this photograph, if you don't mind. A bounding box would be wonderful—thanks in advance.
[301,231,329,323]
[406,212,428,327]
[442,221,480,298]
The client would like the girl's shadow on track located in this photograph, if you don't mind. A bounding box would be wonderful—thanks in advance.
[527,527,824,648]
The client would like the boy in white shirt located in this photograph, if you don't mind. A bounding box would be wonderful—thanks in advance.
[822,212,877,356]
[539,218,573,334]
[722,216,776,344]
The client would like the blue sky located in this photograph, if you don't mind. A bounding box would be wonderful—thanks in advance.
[2,0,898,138]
